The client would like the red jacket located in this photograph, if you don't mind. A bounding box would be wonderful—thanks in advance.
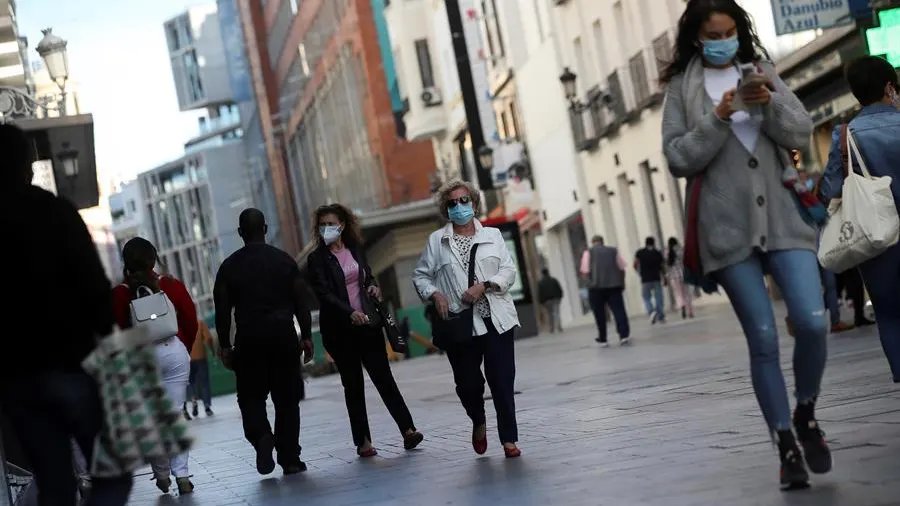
[112,274,198,351]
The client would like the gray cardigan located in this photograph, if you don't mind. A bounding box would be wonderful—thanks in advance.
[661,57,817,274]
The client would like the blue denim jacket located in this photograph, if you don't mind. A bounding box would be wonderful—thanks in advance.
[819,103,900,209]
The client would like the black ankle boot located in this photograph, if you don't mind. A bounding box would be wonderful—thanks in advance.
[776,430,809,489]
[793,401,832,475]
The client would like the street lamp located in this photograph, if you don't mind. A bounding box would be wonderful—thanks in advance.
[477,145,494,172]
[35,28,70,115]
[559,67,578,101]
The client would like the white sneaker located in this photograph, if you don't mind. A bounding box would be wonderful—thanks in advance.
[600,342,610,348]
[620,337,631,346]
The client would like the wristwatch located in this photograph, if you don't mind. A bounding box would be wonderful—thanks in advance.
[482,281,494,292]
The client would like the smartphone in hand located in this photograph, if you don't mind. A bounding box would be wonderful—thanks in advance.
[738,63,767,92]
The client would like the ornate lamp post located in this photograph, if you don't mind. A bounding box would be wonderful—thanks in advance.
[0,28,70,121]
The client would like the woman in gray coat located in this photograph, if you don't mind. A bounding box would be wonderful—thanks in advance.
[660,0,830,490]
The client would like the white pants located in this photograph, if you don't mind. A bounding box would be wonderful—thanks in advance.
[151,337,191,478]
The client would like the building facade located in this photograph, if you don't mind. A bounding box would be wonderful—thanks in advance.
[0,0,26,89]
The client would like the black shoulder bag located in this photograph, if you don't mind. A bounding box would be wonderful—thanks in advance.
[427,243,479,350]
[372,299,407,353]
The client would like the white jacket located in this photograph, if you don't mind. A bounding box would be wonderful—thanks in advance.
[412,220,520,336]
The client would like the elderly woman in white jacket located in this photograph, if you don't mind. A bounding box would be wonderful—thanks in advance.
[413,179,522,458]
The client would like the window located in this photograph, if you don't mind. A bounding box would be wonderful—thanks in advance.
[183,50,204,102]
[128,200,136,212]
[573,36,590,91]
[489,0,505,57]
[481,0,505,60]
[531,0,545,41]
[414,39,435,88]
[166,23,180,51]
[613,1,629,55]
[592,20,608,81]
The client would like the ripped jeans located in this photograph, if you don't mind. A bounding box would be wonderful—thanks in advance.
[717,249,828,431]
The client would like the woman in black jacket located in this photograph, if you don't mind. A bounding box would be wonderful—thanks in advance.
[307,204,423,457]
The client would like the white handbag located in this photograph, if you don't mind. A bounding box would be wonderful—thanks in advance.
[127,285,180,343]
[817,129,899,273]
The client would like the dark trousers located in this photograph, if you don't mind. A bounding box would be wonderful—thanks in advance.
[187,358,212,406]
[860,244,900,381]
[588,287,630,343]
[836,268,867,323]
[1,370,133,506]
[445,319,518,444]
[234,328,303,467]
[324,326,415,447]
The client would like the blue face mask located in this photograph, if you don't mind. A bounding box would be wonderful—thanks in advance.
[702,36,739,66]
[448,203,475,226]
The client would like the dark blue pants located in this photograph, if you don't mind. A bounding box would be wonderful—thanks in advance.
[588,287,630,343]
[187,358,212,406]
[445,319,518,444]
[860,244,900,382]
[1,370,133,506]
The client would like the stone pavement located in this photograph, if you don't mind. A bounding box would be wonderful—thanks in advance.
[128,302,900,506]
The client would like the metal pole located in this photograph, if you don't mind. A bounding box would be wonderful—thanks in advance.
[444,0,493,190]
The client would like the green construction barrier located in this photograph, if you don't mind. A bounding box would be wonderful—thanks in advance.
[207,344,236,397]
[396,304,433,358]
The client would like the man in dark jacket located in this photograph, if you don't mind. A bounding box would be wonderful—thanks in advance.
[537,269,564,333]
[214,208,313,476]
[0,123,133,505]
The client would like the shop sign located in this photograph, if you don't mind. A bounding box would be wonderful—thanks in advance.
[772,0,854,35]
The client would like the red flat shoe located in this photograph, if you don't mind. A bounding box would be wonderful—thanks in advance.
[504,446,522,459]
[472,426,488,455]
[357,447,377,458]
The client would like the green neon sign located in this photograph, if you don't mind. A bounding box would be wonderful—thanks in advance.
[866,7,900,68]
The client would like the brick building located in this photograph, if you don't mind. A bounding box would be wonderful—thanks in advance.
[239,0,436,258]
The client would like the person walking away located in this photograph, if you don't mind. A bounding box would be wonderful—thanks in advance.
[112,238,198,494]
[818,55,900,382]
[634,237,667,323]
[666,237,694,319]
[413,179,522,458]
[308,204,423,457]
[214,208,314,475]
[661,0,831,488]
[0,123,133,506]
[537,269,564,333]
[580,236,630,347]
[184,319,215,419]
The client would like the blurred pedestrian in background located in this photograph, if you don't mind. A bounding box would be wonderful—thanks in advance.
[580,235,630,347]
[666,237,694,319]
[184,319,215,420]
[537,268,564,333]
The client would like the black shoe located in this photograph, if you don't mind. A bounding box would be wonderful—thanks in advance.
[255,435,276,475]
[182,406,192,421]
[205,406,214,417]
[681,307,686,319]
[192,403,199,418]
[855,318,876,327]
[794,404,832,475]
[283,461,308,475]
[403,431,424,450]
[776,431,810,489]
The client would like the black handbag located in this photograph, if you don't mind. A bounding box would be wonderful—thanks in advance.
[372,299,407,353]
[427,243,479,350]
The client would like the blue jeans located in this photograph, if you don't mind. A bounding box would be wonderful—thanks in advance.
[716,249,828,431]
[641,281,665,319]
[821,267,840,326]
[1,370,133,506]
[859,243,900,382]
[188,358,212,406]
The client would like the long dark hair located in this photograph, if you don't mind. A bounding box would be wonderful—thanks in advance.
[659,0,770,85]
[667,237,679,267]
[122,237,163,295]
[312,203,363,248]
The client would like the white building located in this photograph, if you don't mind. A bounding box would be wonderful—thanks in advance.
[0,0,26,88]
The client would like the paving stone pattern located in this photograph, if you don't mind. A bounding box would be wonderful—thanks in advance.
[128,302,900,506]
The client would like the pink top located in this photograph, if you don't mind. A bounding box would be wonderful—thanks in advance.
[580,249,627,275]
[333,247,363,312]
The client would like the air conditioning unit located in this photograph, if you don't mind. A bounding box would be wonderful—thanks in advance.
[421,87,443,107]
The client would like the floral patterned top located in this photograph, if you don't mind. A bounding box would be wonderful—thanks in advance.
[450,233,492,319]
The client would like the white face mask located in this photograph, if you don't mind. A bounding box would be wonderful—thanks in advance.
[320,225,342,245]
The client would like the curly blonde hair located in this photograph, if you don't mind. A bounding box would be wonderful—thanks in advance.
[435,178,481,221]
